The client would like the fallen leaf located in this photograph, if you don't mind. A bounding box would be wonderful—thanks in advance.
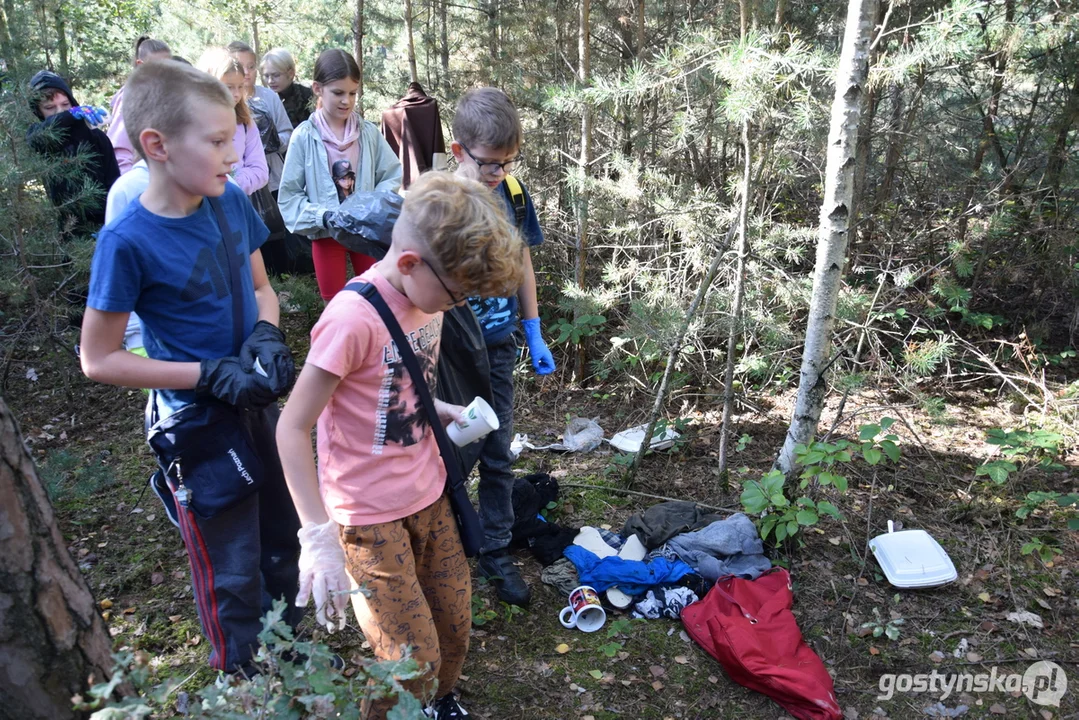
[123,607,136,615]
[1042,586,1061,597]
[974,568,990,582]
[1023,648,1038,658]
[187,635,201,646]
[651,680,664,691]
[674,655,689,664]
[708,675,718,684]
[25,368,38,382]
[172,570,186,580]
[101,611,111,621]
[588,670,603,679]
[168,615,182,623]
[989,703,1006,715]
[829,537,842,546]
[151,572,165,586]
[868,646,880,656]
[99,599,113,610]
[966,652,983,662]
[977,592,991,603]
[343,667,357,678]
[649,665,665,677]
[856,577,869,586]
[1036,599,1051,610]
[555,643,570,654]
[844,707,860,720]
[929,651,945,663]
[1040,710,1053,720]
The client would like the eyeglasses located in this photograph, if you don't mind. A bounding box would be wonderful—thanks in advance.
[421,258,463,305]
[459,143,523,176]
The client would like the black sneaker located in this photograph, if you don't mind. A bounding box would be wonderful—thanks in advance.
[477,550,531,606]
[425,693,471,718]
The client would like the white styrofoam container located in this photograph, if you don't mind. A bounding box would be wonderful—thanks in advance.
[869,521,958,589]
[609,424,680,453]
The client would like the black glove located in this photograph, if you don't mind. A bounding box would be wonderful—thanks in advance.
[196,357,278,409]
[239,320,296,396]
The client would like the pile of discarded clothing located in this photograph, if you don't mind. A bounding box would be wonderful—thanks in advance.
[510,475,771,617]
[511,473,842,720]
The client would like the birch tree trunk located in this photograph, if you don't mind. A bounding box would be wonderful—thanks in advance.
[775,0,879,475]
[0,395,114,719]
[572,0,592,381]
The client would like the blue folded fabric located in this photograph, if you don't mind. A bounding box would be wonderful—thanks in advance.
[563,545,694,595]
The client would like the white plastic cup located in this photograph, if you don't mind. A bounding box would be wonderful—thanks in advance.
[447,396,500,447]
[559,585,606,632]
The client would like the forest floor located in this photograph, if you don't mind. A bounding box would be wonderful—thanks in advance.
[6,291,1078,720]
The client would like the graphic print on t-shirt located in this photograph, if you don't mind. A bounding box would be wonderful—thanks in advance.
[372,314,443,453]
[468,296,514,335]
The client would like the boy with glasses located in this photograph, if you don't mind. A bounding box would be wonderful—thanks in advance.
[277,172,525,718]
[450,87,555,606]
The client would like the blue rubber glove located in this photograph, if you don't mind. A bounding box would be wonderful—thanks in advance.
[521,317,555,375]
[70,105,109,129]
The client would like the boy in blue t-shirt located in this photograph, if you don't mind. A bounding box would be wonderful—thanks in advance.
[80,59,301,673]
[451,88,555,606]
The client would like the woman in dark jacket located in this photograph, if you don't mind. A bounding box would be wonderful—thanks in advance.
[260,48,313,129]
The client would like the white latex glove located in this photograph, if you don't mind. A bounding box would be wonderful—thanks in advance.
[296,520,351,632]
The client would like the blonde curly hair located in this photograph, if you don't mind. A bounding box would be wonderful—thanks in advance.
[403,171,525,298]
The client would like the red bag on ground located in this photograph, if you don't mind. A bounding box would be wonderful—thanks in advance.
[681,568,842,720]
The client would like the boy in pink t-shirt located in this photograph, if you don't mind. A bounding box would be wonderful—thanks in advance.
[276,171,525,718]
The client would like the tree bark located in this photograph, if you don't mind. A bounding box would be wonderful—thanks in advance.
[774,0,787,29]
[249,2,261,58]
[718,120,753,474]
[53,0,68,78]
[875,68,925,208]
[353,0,364,114]
[439,0,450,96]
[0,395,114,719]
[775,0,879,475]
[573,0,592,381]
[0,0,13,65]
[956,0,1013,243]
[1043,70,1079,202]
[404,0,419,84]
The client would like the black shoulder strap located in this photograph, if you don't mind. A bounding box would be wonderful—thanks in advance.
[208,195,245,355]
[344,281,465,493]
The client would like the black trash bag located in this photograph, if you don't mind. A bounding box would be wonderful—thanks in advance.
[249,186,288,276]
[435,304,492,479]
[249,99,282,155]
[328,190,403,257]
